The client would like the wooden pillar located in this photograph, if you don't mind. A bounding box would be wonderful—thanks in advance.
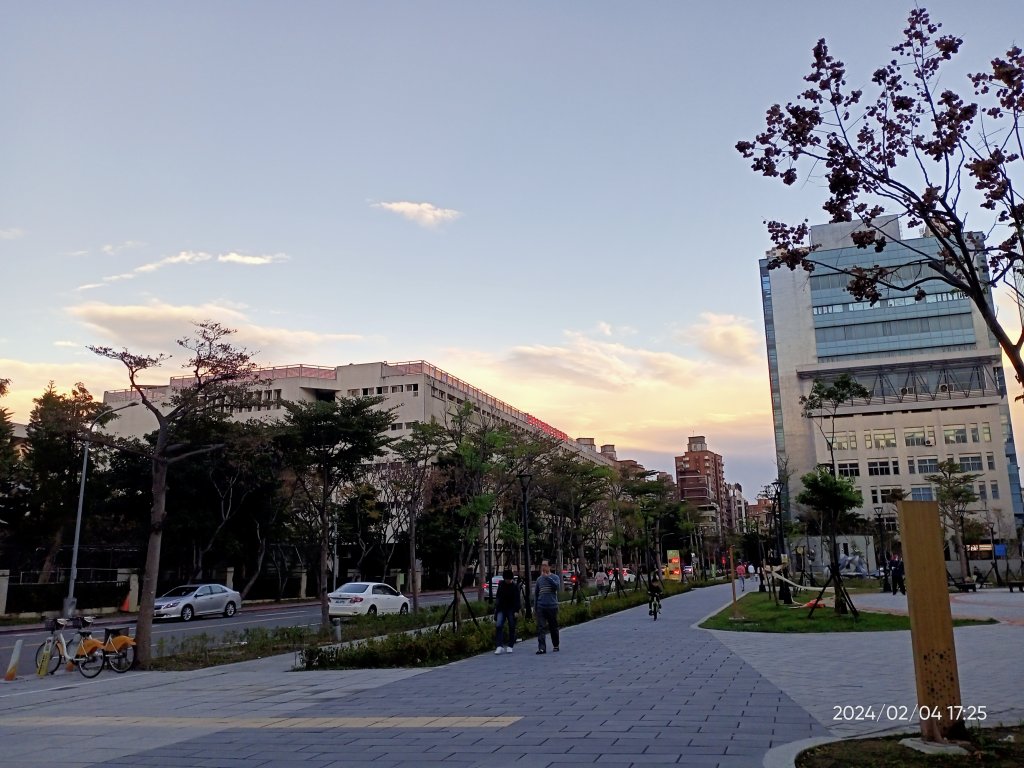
[897,501,967,741]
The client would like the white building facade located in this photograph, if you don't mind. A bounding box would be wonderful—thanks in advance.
[103,360,617,468]
[761,218,1024,540]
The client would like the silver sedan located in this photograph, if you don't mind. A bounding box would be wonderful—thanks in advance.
[153,584,242,622]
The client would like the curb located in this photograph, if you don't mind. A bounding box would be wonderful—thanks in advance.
[763,736,841,768]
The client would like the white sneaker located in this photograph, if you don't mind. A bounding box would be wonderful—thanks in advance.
[494,647,504,655]
[505,646,513,653]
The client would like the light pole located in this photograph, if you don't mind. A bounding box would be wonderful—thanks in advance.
[772,480,793,604]
[518,473,533,619]
[65,401,137,617]
[874,506,891,593]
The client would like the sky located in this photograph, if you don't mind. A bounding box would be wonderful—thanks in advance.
[3,2,1024,496]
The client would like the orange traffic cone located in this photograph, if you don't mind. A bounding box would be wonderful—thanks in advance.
[120,595,131,613]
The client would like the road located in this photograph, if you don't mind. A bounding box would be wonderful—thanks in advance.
[2,591,456,679]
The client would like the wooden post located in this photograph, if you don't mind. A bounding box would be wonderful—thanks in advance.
[898,501,967,742]
[728,546,738,618]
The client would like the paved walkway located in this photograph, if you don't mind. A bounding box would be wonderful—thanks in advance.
[0,584,1019,767]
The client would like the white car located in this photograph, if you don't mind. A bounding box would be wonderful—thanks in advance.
[328,582,410,618]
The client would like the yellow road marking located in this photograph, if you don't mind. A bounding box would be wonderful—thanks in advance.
[0,715,520,729]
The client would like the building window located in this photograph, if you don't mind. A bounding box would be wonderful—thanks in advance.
[865,429,897,449]
[390,423,403,431]
[376,387,385,395]
[362,388,372,396]
[904,428,926,447]
[347,388,360,397]
[970,424,980,442]
[991,481,1000,500]
[910,487,935,501]
[943,425,968,444]
[987,453,996,470]
[959,455,983,472]
[978,483,987,500]
[837,462,860,477]
[868,460,899,476]
[982,423,992,442]
[833,431,857,451]
[391,385,404,393]
[915,457,939,474]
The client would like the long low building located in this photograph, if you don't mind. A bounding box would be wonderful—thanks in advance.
[103,359,619,467]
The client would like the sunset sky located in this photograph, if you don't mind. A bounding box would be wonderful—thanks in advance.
[3,2,1023,494]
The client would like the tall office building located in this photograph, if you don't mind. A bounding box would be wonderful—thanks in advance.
[760,217,1023,539]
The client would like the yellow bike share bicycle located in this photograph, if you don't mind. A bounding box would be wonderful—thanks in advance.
[36,616,136,678]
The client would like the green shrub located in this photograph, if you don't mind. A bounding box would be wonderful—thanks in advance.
[299,580,695,670]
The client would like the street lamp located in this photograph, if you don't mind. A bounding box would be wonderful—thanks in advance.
[518,473,533,619]
[874,506,891,593]
[65,401,138,617]
[772,480,793,604]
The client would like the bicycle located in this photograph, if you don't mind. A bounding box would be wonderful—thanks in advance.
[36,617,136,678]
[648,590,662,621]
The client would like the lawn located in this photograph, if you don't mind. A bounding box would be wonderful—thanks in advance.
[699,591,995,633]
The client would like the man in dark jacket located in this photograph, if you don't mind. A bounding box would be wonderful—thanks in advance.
[494,570,521,654]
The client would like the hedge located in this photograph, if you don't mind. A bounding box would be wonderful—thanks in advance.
[298,580,695,669]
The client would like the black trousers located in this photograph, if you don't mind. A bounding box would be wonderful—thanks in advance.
[536,605,559,650]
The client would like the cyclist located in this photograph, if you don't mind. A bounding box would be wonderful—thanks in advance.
[648,571,664,617]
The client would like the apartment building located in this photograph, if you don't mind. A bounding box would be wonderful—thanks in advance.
[674,436,727,533]
[760,217,1023,538]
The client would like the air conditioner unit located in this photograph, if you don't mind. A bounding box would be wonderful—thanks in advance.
[900,387,914,396]
[938,383,950,393]
[924,440,933,446]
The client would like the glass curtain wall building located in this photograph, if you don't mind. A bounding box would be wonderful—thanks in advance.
[760,217,1023,539]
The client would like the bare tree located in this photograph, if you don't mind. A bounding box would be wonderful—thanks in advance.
[90,321,260,666]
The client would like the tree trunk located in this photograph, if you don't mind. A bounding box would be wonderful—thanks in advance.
[240,532,268,600]
[408,509,419,612]
[319,503,330,628]
[135,459,169,667]
[37,526,64,584]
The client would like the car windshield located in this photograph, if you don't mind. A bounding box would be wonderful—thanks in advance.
[338,583,369,594]
[161,586,198,598]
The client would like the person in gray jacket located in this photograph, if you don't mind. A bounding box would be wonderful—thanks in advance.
[534,560,561,654]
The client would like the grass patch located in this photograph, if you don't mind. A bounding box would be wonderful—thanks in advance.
[699,591,996,633]
[797,723,1024,767]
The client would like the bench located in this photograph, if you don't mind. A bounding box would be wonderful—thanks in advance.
[1008,581,1024,593]
[949,580,977,593]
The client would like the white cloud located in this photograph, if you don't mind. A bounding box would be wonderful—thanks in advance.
[75,283,104,292]
[0,227,25,240]
[217,252,289,266]
[133,251,213,274]
[53,340,80,348]
[597,322,613,336]
[100,240,145,255]
[65,299,363,364]
[677,312,763,367]
[373,201,462,228]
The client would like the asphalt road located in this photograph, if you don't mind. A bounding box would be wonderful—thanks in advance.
[2,591,456,679]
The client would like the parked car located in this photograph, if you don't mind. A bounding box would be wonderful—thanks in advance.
[153,584,242,622]
[328,582,410,618]
[561,570,581,590]
[683,565,695,577]
[487,574,519,600]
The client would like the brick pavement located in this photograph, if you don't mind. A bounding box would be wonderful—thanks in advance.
[0,585,827,768]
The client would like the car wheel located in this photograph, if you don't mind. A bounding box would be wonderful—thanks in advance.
[399,603,409,615]
[223,602,237,618]
[180,605,194,622]
[367,605,377,617]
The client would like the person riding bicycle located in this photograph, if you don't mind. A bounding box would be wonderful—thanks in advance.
[648,571,664,615]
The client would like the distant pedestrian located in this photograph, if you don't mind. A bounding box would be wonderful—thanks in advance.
[534,560,561,654]
[595,568,609,597]
[736,563,747,592]
[890,555,906,595]
[494,570,521,654]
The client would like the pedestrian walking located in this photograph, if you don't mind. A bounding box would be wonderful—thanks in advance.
[493,569,521,654]
[534,559,561,654]
[890,555,906,595]
[736,562,747,592]
[595,568,608,597]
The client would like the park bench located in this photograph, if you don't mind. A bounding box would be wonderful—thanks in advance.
[1007,581,1024,593]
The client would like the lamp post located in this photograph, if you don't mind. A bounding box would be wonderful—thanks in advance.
[772,480,793,604]
[65,401,138,617]
[518,473,533,619]
[874,506,891,593]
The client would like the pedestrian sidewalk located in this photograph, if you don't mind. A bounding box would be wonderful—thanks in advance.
[1,584,1019,767]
